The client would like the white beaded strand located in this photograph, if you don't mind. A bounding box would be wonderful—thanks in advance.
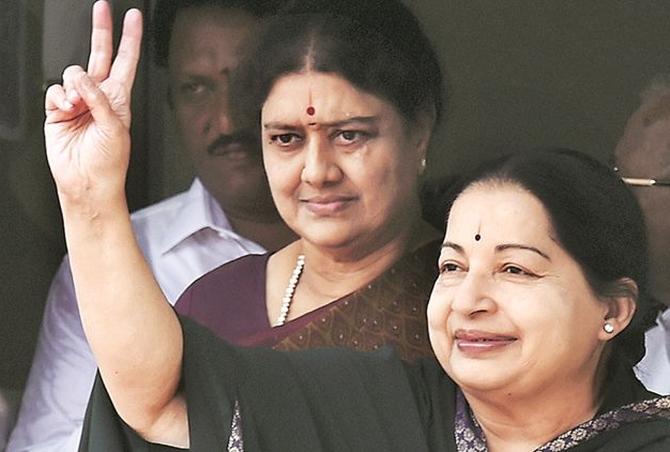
[275,254,305,326]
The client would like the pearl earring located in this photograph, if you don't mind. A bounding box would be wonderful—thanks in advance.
[603,322,615,334]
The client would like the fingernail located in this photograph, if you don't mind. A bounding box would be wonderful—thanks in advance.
[67,87,81,101]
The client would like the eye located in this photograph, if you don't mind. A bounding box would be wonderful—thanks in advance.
[269,133,302,147]
[179,82,208,97]
[175,81,212,104]
[183,82,204,93]
[333,130,370,146]
[501,264,535,277]
[439,261,464,274]
[341,130,359,141]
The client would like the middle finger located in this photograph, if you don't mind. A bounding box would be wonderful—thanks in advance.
[87,0,114,82]
[109,8,143,91]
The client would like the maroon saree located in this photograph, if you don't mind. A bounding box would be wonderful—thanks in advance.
[175,240,439,361]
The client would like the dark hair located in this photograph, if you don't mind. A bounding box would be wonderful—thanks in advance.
[151,0,284,68]
[443,148,654,368]
[232,0,444,127]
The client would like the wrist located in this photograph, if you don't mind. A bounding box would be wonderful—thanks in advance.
[60,191,130,235]
[57,179,127,213]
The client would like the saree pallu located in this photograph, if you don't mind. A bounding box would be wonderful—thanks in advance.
[239,240,440,362]
[177,240,441,362]
[80,318,670,452]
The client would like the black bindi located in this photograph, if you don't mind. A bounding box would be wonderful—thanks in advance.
[474,234,481,241]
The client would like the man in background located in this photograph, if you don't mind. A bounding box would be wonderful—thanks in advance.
[615,76,670,396]
[7,1,293,450]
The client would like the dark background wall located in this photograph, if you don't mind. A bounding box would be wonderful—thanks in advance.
[1,0,669,391]
[413,0,670,179]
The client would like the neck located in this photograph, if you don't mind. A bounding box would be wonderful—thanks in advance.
[301,233,407,297]
[307,197,431,261]
[227,212,297,252]
[463,377,599,452]
[286,217,438,317]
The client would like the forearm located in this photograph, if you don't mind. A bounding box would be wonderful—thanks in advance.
[60,194,183,435]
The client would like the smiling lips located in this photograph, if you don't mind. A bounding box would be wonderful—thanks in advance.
[301,195,357,215]
[454,329,518,354]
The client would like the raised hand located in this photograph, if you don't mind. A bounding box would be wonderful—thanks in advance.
[44,1,142,206]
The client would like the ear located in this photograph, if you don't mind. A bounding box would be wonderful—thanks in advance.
[410,105,437,162]
[598,277,638,341]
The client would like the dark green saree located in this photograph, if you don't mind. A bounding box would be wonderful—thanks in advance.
[79,317,670,451]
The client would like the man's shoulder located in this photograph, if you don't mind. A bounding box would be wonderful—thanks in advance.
[130,190,191,225]
[128,190,193,240]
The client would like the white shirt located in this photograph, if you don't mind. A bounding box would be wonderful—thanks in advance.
[7,179,264,452]
[635,307,670,396]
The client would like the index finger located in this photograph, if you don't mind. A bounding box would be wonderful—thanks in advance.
[86,0,114,82]
[109,8,143,90]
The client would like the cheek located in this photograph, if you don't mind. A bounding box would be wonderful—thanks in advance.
[175,107,207,140]
[354,150,414,208]
[509,294,561,332]
[513,287,597,352]
[426,283,451,335]
[262,153,301,202]
[426,284,456,368]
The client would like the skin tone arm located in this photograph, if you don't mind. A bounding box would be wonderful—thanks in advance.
[44,2,188,447]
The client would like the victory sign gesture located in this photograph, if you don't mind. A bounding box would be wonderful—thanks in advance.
[43,3,186,444]
[45,1,142,207]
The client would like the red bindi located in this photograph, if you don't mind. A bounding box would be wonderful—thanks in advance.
[306,106,315,116]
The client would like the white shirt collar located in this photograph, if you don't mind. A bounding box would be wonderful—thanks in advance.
[158,178,236,254]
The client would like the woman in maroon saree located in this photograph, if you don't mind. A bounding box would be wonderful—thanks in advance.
[176,239,438,361]
[169,0,445,361]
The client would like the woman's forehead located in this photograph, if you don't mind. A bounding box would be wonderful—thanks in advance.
[261,71,395,124]
[446,183,554,245]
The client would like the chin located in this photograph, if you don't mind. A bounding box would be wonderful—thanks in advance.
[447,359,520,393]
[294,220,358,245]
[303,233,356,250]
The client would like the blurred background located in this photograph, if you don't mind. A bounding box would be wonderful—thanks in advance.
[0,0,668,399]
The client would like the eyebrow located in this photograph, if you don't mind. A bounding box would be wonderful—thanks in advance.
[441,241,551,261]
[173,74,215,84]
[263,115,379,130]
[442,241,465,254]
[496,243,551,261]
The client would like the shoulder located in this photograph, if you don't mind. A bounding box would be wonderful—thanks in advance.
[175,253,271,340]
[129,191,190,237]
[186,253,270,292]
[595,406,670,451]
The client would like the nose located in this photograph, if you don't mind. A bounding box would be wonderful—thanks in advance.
[205,92,234,136]
[450,270,497,317]
[300,136,343,187]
